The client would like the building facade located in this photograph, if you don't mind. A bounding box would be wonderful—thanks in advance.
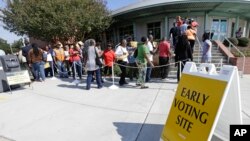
[109,0,250,43]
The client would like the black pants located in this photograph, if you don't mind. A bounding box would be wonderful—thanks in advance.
[104,66,112,76]
[188,40,195,54]
[177,61,187,82]
[159,57,170,79]
[128,62,138,80]
[117,60,127,85]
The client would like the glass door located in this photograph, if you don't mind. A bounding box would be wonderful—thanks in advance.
[211,19,227,41]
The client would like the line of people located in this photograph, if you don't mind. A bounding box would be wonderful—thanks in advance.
[170,16,212,82]
[18,16,212,89]
[19,34,173,90]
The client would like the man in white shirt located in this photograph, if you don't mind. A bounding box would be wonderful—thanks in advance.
[146,35,156,82]
[0,49,6,56]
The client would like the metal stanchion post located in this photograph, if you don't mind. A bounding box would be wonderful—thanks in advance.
[179,61,182,80]
[51,61,57,80]
[72,61,80,85]
[109,62,119,89]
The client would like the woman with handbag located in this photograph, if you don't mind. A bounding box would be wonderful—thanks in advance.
[28,43,46,82]
[115,39,129,86]
[85,39,103,90]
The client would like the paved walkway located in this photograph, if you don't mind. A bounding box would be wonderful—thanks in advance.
[0,75,249,141]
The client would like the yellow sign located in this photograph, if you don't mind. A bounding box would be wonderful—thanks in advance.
[161,73,227,141]
[6,70,31,85]
[130,41,138,48]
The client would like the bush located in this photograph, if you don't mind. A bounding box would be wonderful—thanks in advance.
[238,37,250,47]
[223,37,238,46]
[114,64,122,76]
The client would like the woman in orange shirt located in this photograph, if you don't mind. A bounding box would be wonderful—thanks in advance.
[186,26,196,54]
[103,43,116,77]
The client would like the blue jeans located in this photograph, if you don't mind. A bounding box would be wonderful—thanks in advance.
[32,61,45,81]
[72,61,82,79]
[146,62,152,82]
[86,69,102,90]
[56,61,68,78]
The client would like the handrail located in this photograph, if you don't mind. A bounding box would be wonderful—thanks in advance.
[224,37,245,77]
[195,35,203,64]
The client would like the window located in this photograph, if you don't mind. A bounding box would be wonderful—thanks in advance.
[147,22,161,40]
[119,25,134,41]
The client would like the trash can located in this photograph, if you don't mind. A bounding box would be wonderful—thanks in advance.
[0,55,21,92]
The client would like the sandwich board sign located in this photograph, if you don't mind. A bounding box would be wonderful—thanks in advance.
[161,62,242,141]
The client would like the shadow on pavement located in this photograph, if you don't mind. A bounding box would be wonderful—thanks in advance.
[113,122,164,141]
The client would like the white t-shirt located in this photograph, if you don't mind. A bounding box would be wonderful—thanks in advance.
[147,42,154,61]
[115,45,128,62]
[0,49,5,56]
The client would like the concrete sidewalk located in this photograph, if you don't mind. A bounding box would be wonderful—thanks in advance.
[0,75,249,141]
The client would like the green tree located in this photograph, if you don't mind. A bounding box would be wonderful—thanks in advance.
[0,0,112,42]
[0,38,22,54]
[11,39,23,53]
[0,38,10,54]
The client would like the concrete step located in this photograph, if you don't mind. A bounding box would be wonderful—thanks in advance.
[193,52,224,56]
[193,56,227,59]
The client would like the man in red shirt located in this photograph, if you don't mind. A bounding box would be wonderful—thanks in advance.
[158,37,171,80]
[103,44,116,77]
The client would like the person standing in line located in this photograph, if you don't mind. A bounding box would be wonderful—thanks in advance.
[85,39,103,90]
[136,37,154,89]
[28,43,45,82]
[146,35,157,82]
[93,42,104,83]
[127,42,138,81]
[201,33,212,63]
[158,37,171,80]
[22,38,35,80]
[64,44,71,76]
[53,43,68,78]
[180,19,188,35]
[44,45,53,77]
[169,22,181,49]
[115,39,129,86]
[103,43,116,78]
[186,25,196,54]
[69,44,82,80]
[175,34,193,82]
[236,27,243,38]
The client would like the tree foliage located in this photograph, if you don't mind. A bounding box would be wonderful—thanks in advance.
[0,38,23,54]
[0,0,112,42]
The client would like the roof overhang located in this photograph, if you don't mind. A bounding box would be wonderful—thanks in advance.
[111,0,250,20]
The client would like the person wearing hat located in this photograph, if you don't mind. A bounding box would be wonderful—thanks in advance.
[53,43,68,78]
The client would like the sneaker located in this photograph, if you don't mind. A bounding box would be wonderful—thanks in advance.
[141,86,149,89]
[136,83,141,86]
[162,78,170,81]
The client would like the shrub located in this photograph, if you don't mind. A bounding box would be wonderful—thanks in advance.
[114,64,122,76]
[223,37,238,46]
[238,37,250,47]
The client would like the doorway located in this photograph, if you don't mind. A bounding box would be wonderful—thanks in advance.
[211,19,228,41]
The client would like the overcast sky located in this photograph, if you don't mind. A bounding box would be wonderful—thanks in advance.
[0,0,139,44]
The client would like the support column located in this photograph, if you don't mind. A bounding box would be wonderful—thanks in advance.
[246,20,250,38]
[204,12,209,32]
[113,28,117,44]
[133,22,137,41]
[164,16,169,38]
[234,16,240,37]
